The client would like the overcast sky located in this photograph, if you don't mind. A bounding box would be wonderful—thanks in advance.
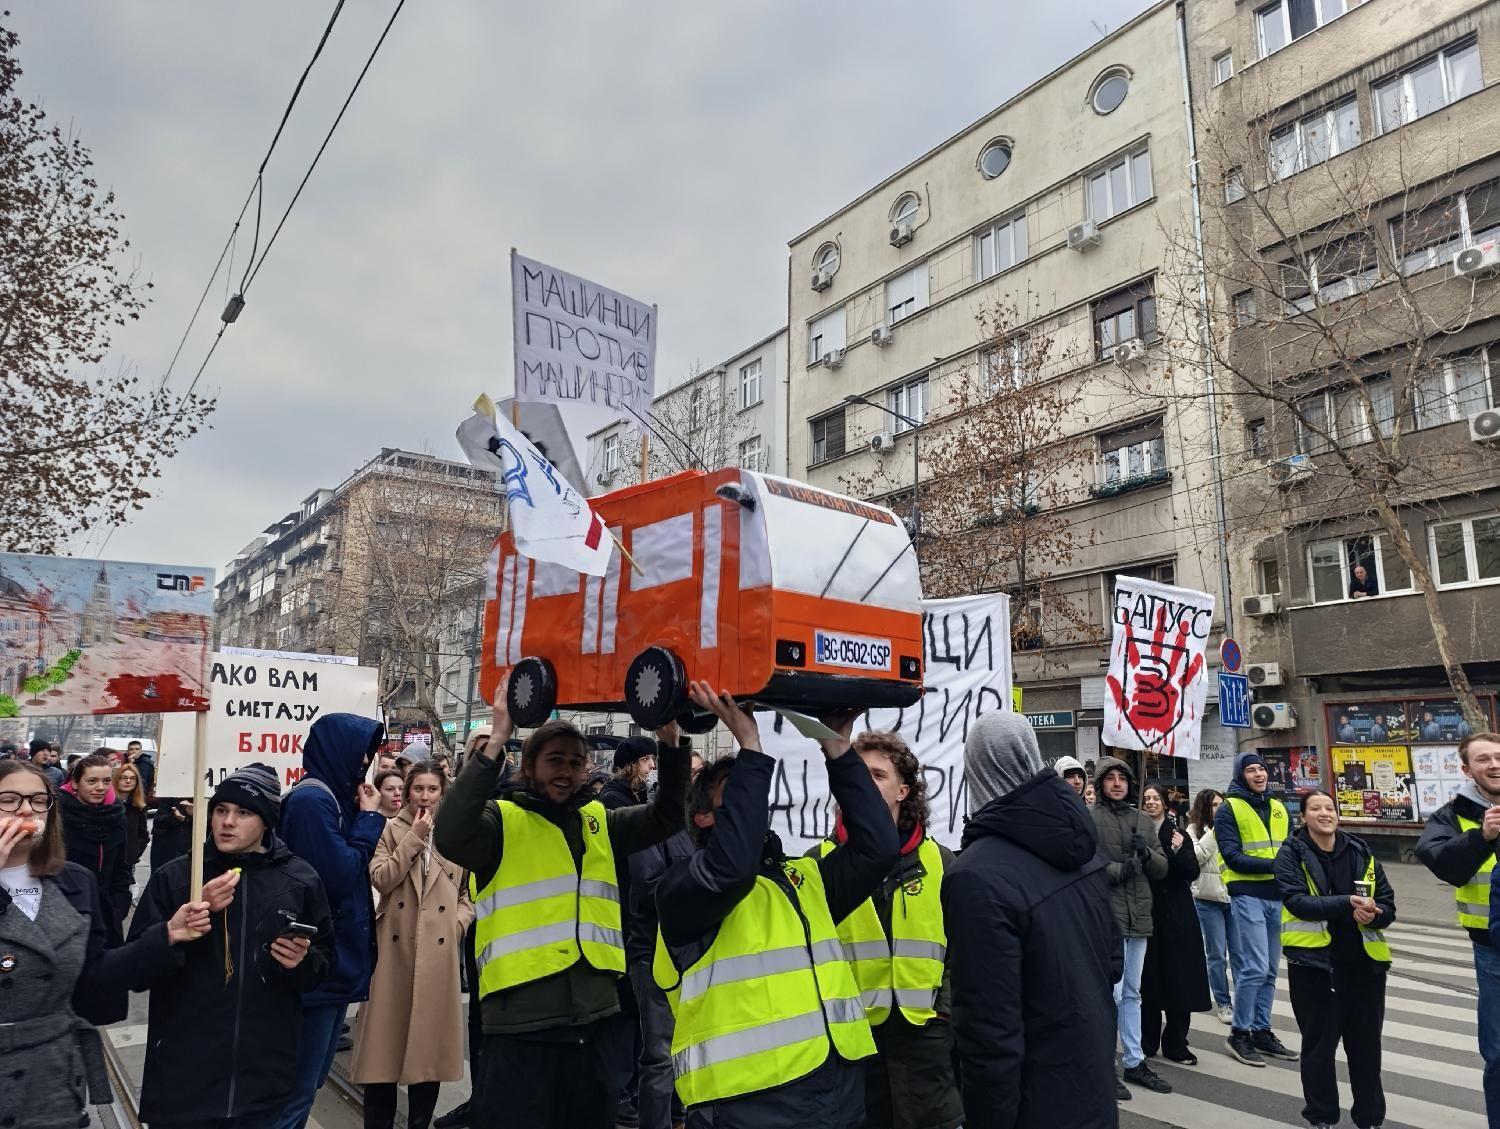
[11,1,1150,574]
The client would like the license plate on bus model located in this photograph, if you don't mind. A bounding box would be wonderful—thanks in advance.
[813,631,893,672]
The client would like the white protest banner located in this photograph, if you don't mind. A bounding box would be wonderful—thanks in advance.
[156,651,379,796]
[512,252,657,418]
[1104,574,1215,761]
[762,593,1011,854]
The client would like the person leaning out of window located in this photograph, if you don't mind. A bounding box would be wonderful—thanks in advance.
[1274,790,1396,1129]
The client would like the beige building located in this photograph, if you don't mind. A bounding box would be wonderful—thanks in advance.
[1186,0,1500,835]
[785,0,1235,771]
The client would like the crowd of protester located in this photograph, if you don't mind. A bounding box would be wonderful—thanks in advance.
[14,714,1500,1129]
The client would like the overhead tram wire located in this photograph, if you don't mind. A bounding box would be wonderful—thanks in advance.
[95,0,400,559]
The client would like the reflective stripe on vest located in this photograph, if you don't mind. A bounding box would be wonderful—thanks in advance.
[815,837,947,1027]
[654,858,876,1107]
[1456,815,1497,929]
[1280,854,1391,963]
[1221,796,1289,885]
[470,799,624,997]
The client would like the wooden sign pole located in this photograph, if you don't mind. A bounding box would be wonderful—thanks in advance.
[188,710,209,902]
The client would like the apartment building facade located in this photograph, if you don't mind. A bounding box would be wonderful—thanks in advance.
[783,0,1241,781]
[215,448,501,746]
[586,327,789,493]
[1187,0,1500,837]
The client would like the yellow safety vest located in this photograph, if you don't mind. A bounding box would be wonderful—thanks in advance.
[815,836,946,1027]
[1280,853,1391,963]
[1455,815,1496,929]
[1221,795,1289,886]
[470,799,624,998]
[653,857,876,1108]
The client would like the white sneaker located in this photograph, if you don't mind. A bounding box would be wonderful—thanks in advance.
[1215,1004,1233,1025]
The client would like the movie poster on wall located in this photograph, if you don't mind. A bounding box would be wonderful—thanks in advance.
[1331,745,1417,822]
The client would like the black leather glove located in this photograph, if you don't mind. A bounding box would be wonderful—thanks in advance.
[1117,856,1139,883]
[1130,832,1147,853]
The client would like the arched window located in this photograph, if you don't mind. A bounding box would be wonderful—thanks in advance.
[890,192,920,226]
[814,242,840,274]
[1090,67,1131,115]
[977,139,1013,180]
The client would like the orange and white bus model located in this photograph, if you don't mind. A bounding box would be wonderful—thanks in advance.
[481,468,924,730]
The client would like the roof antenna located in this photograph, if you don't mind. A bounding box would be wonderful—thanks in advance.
[1091,19,1109,38]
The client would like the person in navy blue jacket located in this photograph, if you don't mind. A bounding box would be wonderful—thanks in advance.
[273,712,387,1129]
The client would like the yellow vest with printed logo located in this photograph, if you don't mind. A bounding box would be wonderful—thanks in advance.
[1455,815,1496,929]
[1222,795,1289,886]
[1280,853,1392,963]
[653,857,875,1107]
[470,799,624,998]
[815,836,946,1027]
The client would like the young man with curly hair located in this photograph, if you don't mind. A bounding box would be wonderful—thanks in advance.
[814,731,962,1129]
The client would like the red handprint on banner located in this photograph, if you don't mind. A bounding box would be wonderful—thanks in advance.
[1107,606,1204,752]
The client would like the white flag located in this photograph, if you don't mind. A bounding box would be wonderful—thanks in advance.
[456,403,614,577]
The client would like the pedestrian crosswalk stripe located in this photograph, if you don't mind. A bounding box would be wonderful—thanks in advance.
[1371,1047,1484,1091]
[1165,1039,1488,1129]
[1388,973,1477,999]
[1381,956,1480,978]
[1388,930,1477,953]
[1117,1085,1296,1129]
[1387,922,1475,944]
[1380,992,1477,1024]
[1268,998,1473,1051]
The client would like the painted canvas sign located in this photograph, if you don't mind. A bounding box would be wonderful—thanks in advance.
[1104,575,1215,761]
[0,553,214,717]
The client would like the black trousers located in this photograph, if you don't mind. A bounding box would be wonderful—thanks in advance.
[1288,961,1387,1129]
[1140,1005,1192,1059]
[362,1081,439,1129]
[471,1025,614,1129]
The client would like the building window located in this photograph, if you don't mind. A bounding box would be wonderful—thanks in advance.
[888,377,928,433]
[1391,179,1500,275]
[1233,290,1258,326]
[982,334,1031,393]
[1087,146,1152,221]
[1091,68,1131,115]
[891,193,920,226]
[1246,417,1270,458]
[1270,97,1360,180]
[1225,167,1246,203]
[978,139,1013,179]
[976,210,1028,280]
[1281,234,1380,312]
[886,264,929,325]
[809,307,846,365]
[739,435,764,472]
[1093,280,1157,359]
[739,359,762,409]
[1257,0,1357,58]
[1099,418,1167,485]
[1258,557,1282,595]
[1308,533,1413,603]
[1213,51,1234,85]
[1374,38,1482,134]
[1413,351,1498,429]
[810,409,846,464]
[689,387,705,431]
[814,242,840,276]
[1102,561,1177,609]
[1294,376,1394,452]
[1430,513,1500,587]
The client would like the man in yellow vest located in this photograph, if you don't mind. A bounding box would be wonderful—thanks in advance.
[654,683,899,1129]
[1416,730,1500,1125]
[1213,751,1299,1067]
[812,731,962,1129]
[432,679,690,1129]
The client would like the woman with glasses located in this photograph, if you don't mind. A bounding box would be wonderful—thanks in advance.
[112,761,150,868]
[0,760,232,1129]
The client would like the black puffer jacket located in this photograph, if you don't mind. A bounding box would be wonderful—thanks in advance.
[127,835,335,1124]
[1090,756,1167,939]
[945,769,1121,1129]
[1416,783,1496,943]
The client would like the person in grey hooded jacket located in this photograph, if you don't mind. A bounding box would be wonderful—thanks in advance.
[1092,755,1170,1097]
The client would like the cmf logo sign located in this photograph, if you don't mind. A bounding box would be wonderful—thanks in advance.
[156,574,207,593]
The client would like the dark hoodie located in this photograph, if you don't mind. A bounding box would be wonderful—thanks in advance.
[944,770,1120,1129]
[278,711,386,1006]
[1214,751,1285,901]
[1089,755,1167,938]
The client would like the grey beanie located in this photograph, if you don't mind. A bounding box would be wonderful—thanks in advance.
[964,712,1045,814]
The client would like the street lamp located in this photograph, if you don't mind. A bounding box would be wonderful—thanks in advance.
[843,393,922,559]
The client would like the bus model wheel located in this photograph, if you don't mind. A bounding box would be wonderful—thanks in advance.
[624,646,686,731]
[508,657,558,728]
[675,708,719,735]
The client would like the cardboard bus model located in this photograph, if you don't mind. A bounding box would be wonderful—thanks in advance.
[481,468,924,731]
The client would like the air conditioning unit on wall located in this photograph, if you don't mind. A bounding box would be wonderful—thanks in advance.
[871,324,893,347]
[1242,593,1279,616]
[811,269,833,292]
[1067,220,1101,250]
[1471,409,1500,442]
[1454,241,1500,278]
[1268,454,1313,487]
[890,221,915,247]
[1246,661,1283,687]
[824,347,845,369]
[1252,702,1297,730]
[868,430,895,454]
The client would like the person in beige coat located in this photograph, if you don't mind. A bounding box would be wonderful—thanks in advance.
[1188,788,1233,1025]
[351,765,474,1129]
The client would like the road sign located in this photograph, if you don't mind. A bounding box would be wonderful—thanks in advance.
[1220,671,1251,728]
[1220,637,1242,674]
